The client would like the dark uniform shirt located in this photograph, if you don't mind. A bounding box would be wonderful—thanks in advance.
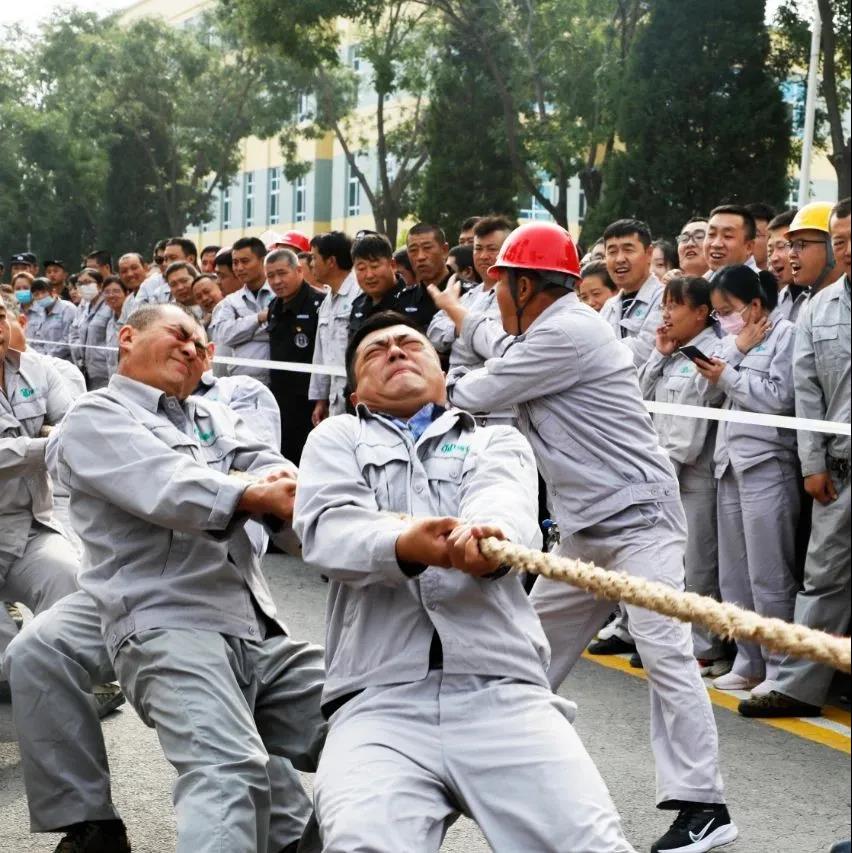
[267,282,325,462]
[348,278,405,342]
[395,282,438,333]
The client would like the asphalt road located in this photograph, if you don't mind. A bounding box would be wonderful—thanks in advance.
[1,555,849,853]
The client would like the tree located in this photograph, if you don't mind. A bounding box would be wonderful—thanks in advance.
[228,0,437,244]
[771,0,851,198]
[415,23,520,238]
[0,10,293,266]
[420,0,648,228]
[585,0,791,239]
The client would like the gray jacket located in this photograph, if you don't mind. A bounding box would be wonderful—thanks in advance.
[27,298,77,361]
[70,298,114,384]
[133,273,170,307]
[196,371,281,449]
[209,283,275,385]
[446,294,679,536]
[293,406,548,706]
[308,271,360,413]
[777,285,809,325]
[599,274,664,368]
[794,276,851,475]
[0,349,73,560]
[696,308,798,476]
[46,373,295,661]
[637,326,721,489]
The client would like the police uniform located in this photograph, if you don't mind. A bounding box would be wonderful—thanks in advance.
[774,276,851,706]
[394,281,438,333]
[696,309,800,688]
[40,375,326,853]
[268,283,324,464]
[447,293,725,809]
[347,279,403,341]
[4,373,316,852]
[294,406,633,853]
[0,349,78,663]
[638,326,725,661]
[27,296,77,361]
[308,271,360,416]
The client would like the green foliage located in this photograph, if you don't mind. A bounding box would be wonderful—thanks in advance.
[0,10,294,268]
[415,25,520,238]
[586,0,791,239]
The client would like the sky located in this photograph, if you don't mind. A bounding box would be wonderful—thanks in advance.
[0,0,803,27]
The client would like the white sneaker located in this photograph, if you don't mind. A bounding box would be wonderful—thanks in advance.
[751,679,778,697]
[712,672,760,691]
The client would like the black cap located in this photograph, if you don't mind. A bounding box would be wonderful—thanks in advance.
[10,252,37,265]
[43,259,66,270]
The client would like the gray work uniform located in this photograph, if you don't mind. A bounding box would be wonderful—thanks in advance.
[70,297,114,389]
[5,372,310,849]
[776,276,851,706]
[638,326,725,659]
[777,284,809,324]
[133,272,170,306]
[599,273,664,368]
[0,349,78,658]
[447,294,724,807]
[27,298,77,361]
[307,271,360,415]
[294,408,633,852]
[104,311,121,375]
[427,284,515,424]
[696,309,800,685]
[209,283,275,385]
[45,375,326,853]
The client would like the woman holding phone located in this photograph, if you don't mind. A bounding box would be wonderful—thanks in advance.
[694,264,799,697]
[638,276,728,674]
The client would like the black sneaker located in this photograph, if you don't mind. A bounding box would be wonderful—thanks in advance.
[629,651,644,669]
[54,821,131,853]
[587,636,635,655]
[93,683,126,719]
[738,690,821,718]
[651,803,738,852]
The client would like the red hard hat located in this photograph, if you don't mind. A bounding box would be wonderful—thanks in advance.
[277,230,311,254]
[488,222,581,280]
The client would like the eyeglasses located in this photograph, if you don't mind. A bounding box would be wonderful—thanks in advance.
[785,239,825,252]
[677,231,706,245]
[709,305,747,322]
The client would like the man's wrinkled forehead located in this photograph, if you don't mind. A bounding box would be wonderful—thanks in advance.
[357,324,429,357]
[153,308,207,344]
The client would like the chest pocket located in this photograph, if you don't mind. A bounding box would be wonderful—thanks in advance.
[424,453,467,516]
[812,323,844,372]
[664,371,691,401]
[740,349,772,376]
[11,394,47,436]
[355,442,410,513]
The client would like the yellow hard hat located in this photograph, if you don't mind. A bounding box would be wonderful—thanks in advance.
[787,201,834,236]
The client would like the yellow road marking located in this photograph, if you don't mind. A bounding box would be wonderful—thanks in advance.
[581,651,851,755]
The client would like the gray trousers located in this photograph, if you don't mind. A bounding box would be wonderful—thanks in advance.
[682,482,724,659]
[3,591,316,850]
[315,671,634,853]
[717,460,800,682]
[531,501,725,807]
[0,521,78,659]
[114,626,326,853]
[776,473,851,706]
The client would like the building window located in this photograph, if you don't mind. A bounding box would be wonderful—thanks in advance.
[348,43,361,72]
[222,186,232,230]
[294,176,307,223]
[297,92,310,122]
[519,179,555,222]
[578,190,586,225]
[269,167,281,225]
[346,164,361,217]
[244,173,255,227]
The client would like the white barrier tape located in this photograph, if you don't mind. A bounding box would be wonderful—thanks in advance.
[645,400,851,437]
[27,338,851,435]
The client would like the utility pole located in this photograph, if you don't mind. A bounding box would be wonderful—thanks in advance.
[797,0,822,207]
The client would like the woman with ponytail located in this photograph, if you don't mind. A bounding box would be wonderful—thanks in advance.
[694,264,799,697]
[638,276,728,673]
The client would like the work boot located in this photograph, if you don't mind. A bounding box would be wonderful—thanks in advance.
[587,636,635,655]
[738,690,821,718]
[54,820,130,853]
[93,683,125,719]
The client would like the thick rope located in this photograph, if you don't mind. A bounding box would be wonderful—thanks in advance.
[479,537,851,674]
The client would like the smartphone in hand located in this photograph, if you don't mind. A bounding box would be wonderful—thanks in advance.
[677,345,712,364]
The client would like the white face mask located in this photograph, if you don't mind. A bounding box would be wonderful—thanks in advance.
[78,283,99,302]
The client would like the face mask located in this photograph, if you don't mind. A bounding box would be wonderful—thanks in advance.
[717,305,748,336]
[14,290,33,305]
[41,296,56,310]
[78,283,99,301]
